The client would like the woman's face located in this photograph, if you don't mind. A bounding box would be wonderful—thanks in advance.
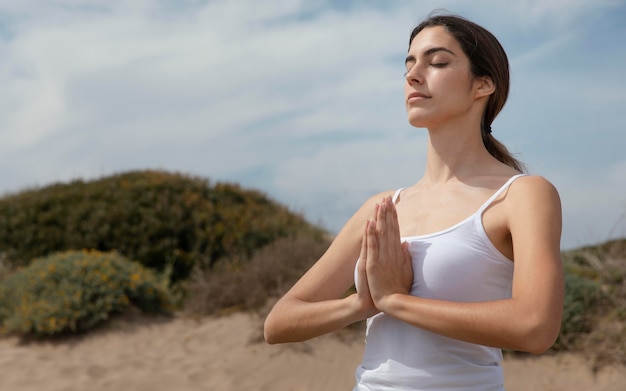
[404,26,482,129]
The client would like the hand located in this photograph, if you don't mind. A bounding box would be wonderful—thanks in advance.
[365,197,413,308]
[355,218,380,319]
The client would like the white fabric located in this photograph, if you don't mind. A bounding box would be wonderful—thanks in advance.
[353,174,526,390]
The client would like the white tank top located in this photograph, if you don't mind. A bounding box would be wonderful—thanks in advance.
[353,174,525,391]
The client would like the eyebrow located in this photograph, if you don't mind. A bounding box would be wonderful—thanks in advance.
[405,47,457,65]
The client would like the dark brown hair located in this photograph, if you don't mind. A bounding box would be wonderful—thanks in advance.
[410,13,525,172]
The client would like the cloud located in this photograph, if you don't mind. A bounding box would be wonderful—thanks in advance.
[548,159,626,248]
[0,0,624,250]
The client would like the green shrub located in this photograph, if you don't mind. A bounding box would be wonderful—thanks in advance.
[554,238,626,369]
[0,250,173,336]
[0,170,325,282]
[555,272,605,349]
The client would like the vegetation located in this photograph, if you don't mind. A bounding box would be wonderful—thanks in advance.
[184,235,330,316]
[0,170,324,282]
[558,238,626,370]
[0,169,623,370]
[0,170,327,337]
[0,250,172,336]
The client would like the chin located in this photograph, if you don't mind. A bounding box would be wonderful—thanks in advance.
[406,109,432,129]
[407,116,429,129]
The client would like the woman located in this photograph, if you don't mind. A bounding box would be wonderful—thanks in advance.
[264,13,563,390]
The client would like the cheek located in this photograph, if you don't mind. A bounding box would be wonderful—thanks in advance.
[437,74,474,101]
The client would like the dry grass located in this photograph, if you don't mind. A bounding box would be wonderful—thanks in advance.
[183,235,331,317]
[561,238,626,370]
[184,233,626,370]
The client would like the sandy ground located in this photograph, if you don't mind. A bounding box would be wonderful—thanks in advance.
[1,312,625,391]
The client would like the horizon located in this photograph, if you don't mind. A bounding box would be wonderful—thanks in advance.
[1,0,624,250]
[1,167,623,252]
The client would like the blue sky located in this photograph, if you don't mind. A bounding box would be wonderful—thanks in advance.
[0,0,624,250]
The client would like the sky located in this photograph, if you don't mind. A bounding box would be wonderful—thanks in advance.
[0,0,624,250]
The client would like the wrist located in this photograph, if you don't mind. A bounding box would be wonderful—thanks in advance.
[375,292,406,316]
[348,292,378,321]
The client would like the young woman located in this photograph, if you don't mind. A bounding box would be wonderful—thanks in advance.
[264,13,563,390]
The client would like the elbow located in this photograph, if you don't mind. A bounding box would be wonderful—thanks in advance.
[516,315,561,355]
[264,306,294,345]
[263,297,306,344]
[521,333,557,355]
[263,312,280,345]
[264,332,279,345]
[263,328,281,345]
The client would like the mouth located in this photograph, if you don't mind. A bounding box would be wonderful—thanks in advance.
[407,91,430,103]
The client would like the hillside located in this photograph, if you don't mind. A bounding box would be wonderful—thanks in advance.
[0,170,624,369]
[0,170,326,282]
[558,238,626,369]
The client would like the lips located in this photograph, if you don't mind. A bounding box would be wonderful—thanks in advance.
[407,91,430,103]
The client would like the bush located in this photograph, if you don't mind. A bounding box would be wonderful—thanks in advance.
[555,238,626,368]
[555,273,604,349]
[184,235,330,316]
[0,170,326,282]
[0,250,173,336]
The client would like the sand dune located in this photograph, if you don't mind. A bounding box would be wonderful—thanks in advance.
[0,312,624,391]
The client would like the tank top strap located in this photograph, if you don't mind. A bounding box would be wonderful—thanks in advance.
[476,174,527,214]
[392,188,405,204]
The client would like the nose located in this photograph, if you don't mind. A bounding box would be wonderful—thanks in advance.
[405,64,422,85]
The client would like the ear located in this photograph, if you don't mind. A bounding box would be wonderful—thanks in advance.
[474,76,495,99]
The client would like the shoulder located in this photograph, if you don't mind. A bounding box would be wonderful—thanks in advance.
[508,175,560,203]
[335,189,399,239]
[353,189,399,221]
[314,188,399,273]
[506,175,562,231]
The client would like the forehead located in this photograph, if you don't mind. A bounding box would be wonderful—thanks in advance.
[408,26,462,56]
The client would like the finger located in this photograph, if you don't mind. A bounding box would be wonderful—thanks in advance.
[376,199,389,259]
[402,241,411,263]
[388,197,406,263]
[385,196,397,242]
[358,219,369,272]
[373,202,380,223]
[402,241,413,291]
[382,197,400,261]
[367,217,378,265]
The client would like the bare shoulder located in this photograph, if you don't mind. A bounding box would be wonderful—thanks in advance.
[316,188,399,256]
[339,189,399,238]
[508,175,561,204]
[506,175,562,238]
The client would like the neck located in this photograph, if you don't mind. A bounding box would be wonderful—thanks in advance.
[421,122,494,184]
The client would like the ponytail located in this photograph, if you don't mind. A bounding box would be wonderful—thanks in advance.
[481,125,525,172]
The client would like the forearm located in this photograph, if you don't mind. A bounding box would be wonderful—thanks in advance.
[378,294,560,354]
[264,293,365,344]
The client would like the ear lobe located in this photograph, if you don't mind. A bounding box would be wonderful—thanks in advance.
[475,76,495,99]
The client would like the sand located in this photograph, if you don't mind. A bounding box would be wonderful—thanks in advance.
[1,312,624,391]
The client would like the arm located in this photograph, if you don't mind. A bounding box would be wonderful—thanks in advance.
[368,176,564,354]
[263,191,393,344]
